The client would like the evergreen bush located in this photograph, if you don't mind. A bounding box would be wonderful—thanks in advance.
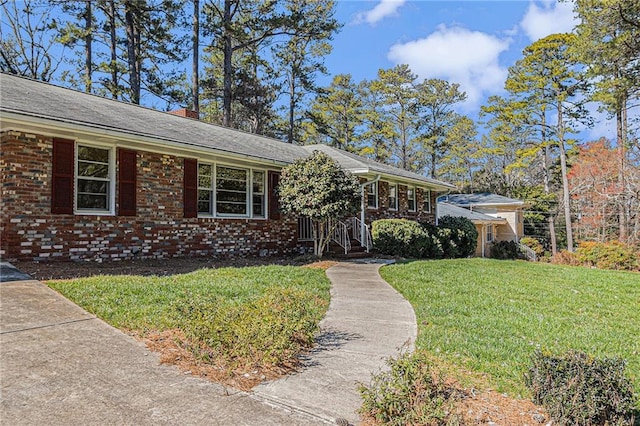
[437,215,478,258]
[371,219,433,258]
[359,350,459,426]
[490,240,525,260]
[525,350,637,425]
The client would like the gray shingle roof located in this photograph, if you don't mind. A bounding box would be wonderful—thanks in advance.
[0,73,304,164]
[302,145,455,189]
[437,202,506,223]
[0,73,454,190]
[438,193,525,207]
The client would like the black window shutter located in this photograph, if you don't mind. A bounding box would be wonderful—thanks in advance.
[268,171,281,220]
[183,158,198,218]
[118,148,137,216]
[51,138,74,214]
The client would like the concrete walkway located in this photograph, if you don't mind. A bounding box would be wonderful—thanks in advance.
[1,260,417,425]
[0,279,323,426]
[253,259,418,424]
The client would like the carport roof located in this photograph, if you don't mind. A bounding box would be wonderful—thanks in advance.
[438,193,526,207]
[438,202,507,223]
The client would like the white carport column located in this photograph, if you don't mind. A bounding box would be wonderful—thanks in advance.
[481,224,486,258]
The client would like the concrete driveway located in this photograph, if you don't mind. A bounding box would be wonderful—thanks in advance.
[0,278,322,425]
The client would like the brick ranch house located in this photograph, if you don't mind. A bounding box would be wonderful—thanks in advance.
[0,73,455,262]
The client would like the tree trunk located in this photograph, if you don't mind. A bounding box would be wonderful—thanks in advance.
[288,70,295,143]
[84,0,92,93]
[222,0,233,127]
[542,116,557,254]
[557,103,574,252]
[124,1,141,104]
[430,151,437,179]
[315,220,324,257]
[617,103,627,242]
[107,0,118,99]
[192,0,199,114]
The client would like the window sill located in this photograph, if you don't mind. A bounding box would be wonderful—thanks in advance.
[75,210,114,216]
[197,214,268,220]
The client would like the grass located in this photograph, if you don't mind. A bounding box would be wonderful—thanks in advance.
[48,265,331,380]
[379,258,640,398]
[48,265,329,330]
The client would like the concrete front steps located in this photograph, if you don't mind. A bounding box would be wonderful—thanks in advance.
[328,240,372,259]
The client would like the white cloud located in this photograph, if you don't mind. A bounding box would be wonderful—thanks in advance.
[354,0,406,26]
[584,103,617,142]
[520,0,578,41]
[387,25,511,110]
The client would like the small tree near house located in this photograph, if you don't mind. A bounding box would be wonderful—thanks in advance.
[278,151,361,257]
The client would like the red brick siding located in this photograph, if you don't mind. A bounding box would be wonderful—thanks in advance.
[363,181,437,224]
[1,131,299,262]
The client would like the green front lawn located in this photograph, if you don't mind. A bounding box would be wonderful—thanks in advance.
[49,265,329,330]
[380,259,640,397]
[48,265,331,381]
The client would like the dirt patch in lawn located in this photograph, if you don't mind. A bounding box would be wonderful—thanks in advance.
[455,388,547,425]
[135,329,291,392]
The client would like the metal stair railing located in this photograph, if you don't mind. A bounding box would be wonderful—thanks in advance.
[329,219,351,254]
[348,217,372,252]
[519,243,537,261]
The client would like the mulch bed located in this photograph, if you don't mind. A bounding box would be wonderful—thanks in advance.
[13,255,321,281]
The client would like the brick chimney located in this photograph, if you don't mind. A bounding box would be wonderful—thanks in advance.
[169,108,199,120]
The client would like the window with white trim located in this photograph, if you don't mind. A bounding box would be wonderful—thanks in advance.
[198,164,213,214]
[252,171,265,218]
[366,182,378,209]
[423,189,431,213]
[486,225,494,242]
[216,166,248,215]
[388,183,397,210]
[76,144,113,213]
[407,187,416,212]
[197,163,265,218]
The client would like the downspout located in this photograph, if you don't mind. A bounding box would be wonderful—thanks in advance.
[360,175,381,246]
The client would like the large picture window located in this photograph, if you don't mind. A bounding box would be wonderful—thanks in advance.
[76,144,113,213]
[197,163,265,218]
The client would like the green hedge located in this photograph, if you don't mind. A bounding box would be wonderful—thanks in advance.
[371,219,440,258]
[371,217,477,259]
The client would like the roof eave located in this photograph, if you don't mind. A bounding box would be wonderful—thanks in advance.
[0,110,291,168]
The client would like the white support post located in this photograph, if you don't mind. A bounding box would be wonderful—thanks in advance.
[359,175,380,248]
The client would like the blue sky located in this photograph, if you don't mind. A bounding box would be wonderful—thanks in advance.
[320,0,616,142]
